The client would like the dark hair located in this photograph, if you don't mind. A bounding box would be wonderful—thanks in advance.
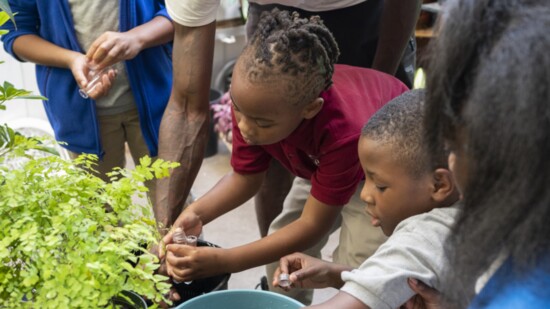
[239,8,340,105]
[424,0,550,306]
[362,89,447,177]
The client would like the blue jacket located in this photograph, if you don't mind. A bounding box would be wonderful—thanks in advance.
[1,0,172,157]
[469,256,550,308]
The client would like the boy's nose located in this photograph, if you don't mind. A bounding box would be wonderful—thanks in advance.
[360,184,375,206]
[237,117,254,139]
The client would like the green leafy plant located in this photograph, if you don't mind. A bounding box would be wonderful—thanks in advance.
[0,5,178,308]
[0,155,177,308]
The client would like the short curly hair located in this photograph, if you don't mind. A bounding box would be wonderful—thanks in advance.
[362,89,445,178]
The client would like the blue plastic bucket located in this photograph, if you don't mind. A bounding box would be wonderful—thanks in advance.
[174,289,304,309]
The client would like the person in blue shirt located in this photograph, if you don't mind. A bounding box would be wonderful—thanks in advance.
[403,0,550,308]
[0,1,173,195]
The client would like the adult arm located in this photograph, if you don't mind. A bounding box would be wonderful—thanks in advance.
[371,0,421,76]
[154,21,216,230]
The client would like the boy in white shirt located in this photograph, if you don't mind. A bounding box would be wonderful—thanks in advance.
[274,89,461,309]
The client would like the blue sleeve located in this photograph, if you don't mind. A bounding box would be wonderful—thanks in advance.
[154,7,172,21]
[0,0,40,61]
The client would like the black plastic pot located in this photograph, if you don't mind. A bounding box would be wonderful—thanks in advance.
[111,290,148,309]
[171,240,231,307]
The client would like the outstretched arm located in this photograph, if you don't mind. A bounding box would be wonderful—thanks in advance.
[371,0,421,76]
[165,194,342,280]
[12,35,115,99]
[154,21,217,230]
[274,252,352,290]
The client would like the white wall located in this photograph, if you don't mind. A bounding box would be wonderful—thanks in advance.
[0,48,48,125]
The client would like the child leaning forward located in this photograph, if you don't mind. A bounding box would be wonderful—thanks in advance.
[274,89,461,309]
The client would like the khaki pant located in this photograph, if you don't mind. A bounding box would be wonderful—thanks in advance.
[69,108,155,200]
[265,177,388,305]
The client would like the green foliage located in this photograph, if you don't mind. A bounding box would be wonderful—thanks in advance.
[0,4,181,308]
[0,6,50,156]
[0,11,10,35]
[0,124,59,160]
[0,81,48,110]
[0,0,15,29]
[0,154,179,308]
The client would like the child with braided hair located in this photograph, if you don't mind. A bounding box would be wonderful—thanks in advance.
[161,9,407,304]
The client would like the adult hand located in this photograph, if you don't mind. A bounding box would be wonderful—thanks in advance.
[165,245,228,282]
[274,252,348,290]
[86,31,142,69]
[69,53,116,99]
[400,278,445,309]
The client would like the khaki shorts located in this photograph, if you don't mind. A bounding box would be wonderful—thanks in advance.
[69,108,155,199]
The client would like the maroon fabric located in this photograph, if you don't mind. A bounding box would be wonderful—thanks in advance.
[231,64,408,205]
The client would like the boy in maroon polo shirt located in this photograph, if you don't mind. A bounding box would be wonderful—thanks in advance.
[161,9,407,304]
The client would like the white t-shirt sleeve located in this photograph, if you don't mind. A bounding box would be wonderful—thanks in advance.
[166,0,220,27]
[340,207,459,309]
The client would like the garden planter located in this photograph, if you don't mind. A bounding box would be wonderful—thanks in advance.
[111,291,148,309]
[171,240,231,307]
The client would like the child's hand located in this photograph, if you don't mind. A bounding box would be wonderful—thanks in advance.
[400,278,446,309]
[274,252,347,290]
[159,211,203,259]
[69,53,116,99]
[165,245,228,282]
[86,31,142,70]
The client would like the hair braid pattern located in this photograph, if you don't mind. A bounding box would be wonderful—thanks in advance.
[244,9,340,105]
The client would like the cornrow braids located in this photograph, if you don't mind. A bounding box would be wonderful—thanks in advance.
[243,8,340,106]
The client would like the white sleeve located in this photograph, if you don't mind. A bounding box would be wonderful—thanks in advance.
[340,208,457,309]
[166,0,221,27]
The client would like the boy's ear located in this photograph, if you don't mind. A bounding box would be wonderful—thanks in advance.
[302,97,324,119]
[431,168,458,203]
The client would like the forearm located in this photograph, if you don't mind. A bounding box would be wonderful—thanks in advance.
[12,34,80,68]
[224,196,341,273]
[155,104,209,228]
[308,291,369,309]
[126,16,174,50]
[186,171,265,224]
[154,21,216,229]
[371,0,421,75]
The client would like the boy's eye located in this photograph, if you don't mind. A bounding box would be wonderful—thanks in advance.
[376,185,387,192]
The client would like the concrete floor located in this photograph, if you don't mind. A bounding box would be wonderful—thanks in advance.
[190,140,339,305]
